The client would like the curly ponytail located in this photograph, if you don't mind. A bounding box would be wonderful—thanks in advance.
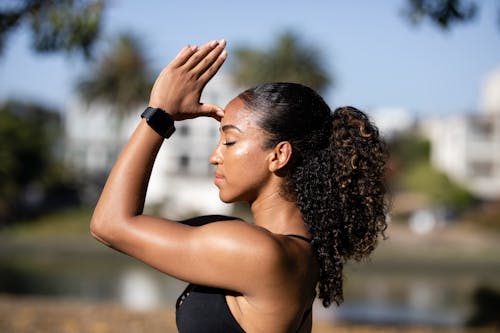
[239,84,388,307]
[330,107,388,259]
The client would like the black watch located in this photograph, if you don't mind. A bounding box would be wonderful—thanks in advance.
[140,107,176,139]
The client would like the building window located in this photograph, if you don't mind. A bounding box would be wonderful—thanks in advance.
[468,161,493,178]
[469,119,493,142]
[179,125,190,136]
[179,155,190,173]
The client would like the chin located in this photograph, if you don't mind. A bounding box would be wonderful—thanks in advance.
[218,191,246,204]
[219,196,233,204]
[218,192,234,203]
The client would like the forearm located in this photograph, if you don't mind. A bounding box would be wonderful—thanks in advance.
[90,119,164,240]
[90,40,227,244]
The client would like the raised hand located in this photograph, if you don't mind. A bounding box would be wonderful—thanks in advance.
[149,39,227,121]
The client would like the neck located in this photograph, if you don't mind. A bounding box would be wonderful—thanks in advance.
[250,191,308,237]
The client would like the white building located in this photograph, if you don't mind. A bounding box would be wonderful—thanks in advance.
[426,113,500,199]
[480,67,500,115]
[64,73,239,217]
[424,67,500,200]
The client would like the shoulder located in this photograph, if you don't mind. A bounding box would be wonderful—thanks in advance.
[194,219,285,257]
[171,216,295,294]
[191,220,290,277]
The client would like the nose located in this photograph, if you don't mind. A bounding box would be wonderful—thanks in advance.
[209,143,223,165]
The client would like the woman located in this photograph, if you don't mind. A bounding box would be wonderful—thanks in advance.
[90,39,388,333]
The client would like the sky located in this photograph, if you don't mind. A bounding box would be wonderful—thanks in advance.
[1,0,499,117]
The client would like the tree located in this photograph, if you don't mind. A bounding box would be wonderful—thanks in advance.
[0,101,76,223]
[401,0,493,30]
[0,0,104,58]
[387,131,474,212]
[231,32,331,93]
[1,1,497,60]
[76,33,153,113]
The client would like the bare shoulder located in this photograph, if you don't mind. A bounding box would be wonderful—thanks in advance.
[194,219,286,258]
[192,220,292,276]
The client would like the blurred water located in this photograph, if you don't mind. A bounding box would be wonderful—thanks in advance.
[1,248,498,327]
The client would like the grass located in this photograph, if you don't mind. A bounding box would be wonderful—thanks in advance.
[3,206,93,238]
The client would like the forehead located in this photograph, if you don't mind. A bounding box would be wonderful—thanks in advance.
[221,97,257,129]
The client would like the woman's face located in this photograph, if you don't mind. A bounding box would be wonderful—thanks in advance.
[209,97,274,203]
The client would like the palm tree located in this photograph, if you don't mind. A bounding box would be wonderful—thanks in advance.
[231,32,332,93]
[77,33,153,113]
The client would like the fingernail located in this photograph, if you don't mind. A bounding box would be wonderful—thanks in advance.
[219,39,226,46]
[191,45,198,51]
[221,50,227,58]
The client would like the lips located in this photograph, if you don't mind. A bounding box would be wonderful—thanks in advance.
[214,172,225,184]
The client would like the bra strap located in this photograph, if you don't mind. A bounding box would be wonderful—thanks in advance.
[285,234,312,243]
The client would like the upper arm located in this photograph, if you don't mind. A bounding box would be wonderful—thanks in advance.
[98,215,284,295]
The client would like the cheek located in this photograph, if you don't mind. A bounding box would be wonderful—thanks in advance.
[233,146,250,160]
[218,144,270,202]
[224,143,269,184]
[230,143,266,170]
[224,141,251,164]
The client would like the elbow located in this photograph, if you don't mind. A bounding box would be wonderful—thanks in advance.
[90,211,117,246]
[89,218,103,242]
[90,201,136,247]
[90,213,106,244]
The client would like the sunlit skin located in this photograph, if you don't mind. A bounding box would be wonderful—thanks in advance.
[90,40,318,333]
[210,98,278,204]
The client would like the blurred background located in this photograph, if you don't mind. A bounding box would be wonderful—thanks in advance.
[1,0,500,332]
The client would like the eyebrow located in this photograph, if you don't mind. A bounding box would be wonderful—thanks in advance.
[221,124,243,133]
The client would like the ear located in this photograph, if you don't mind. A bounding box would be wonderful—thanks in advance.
[268,141,292,173]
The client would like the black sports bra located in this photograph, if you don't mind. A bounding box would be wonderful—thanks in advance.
[175,284,312,333]
[175,234,312,333]
[176,284,245,333]
[285,234,312,243]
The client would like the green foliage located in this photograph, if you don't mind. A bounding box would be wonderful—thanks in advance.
[231,31,331,93]
[388,131,474,211]
[0,101,74,223]
[0,0,496,61]
[403,0,478,29]
[403,162,474,211]
[77,33,153,112]
[0,103,52,198]
[0,0,104,58]
[388,132,430,167]
[4,206,92,238]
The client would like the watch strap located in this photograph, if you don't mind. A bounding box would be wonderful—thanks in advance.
[141,107,176,139]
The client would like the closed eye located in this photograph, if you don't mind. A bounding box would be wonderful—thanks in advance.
[223,141,236,146]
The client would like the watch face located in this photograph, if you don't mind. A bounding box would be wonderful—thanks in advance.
[145,108,175,138]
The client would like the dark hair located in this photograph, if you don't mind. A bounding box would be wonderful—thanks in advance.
[238,82,388,307]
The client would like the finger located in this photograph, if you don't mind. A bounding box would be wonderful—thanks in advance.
[198,49,227,84]
[192,40,227,77]
[184,40,220,70]
[199,102,225,119]
[170,44,198,68]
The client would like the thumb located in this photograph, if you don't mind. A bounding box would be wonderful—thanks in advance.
[199,103,225,120]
